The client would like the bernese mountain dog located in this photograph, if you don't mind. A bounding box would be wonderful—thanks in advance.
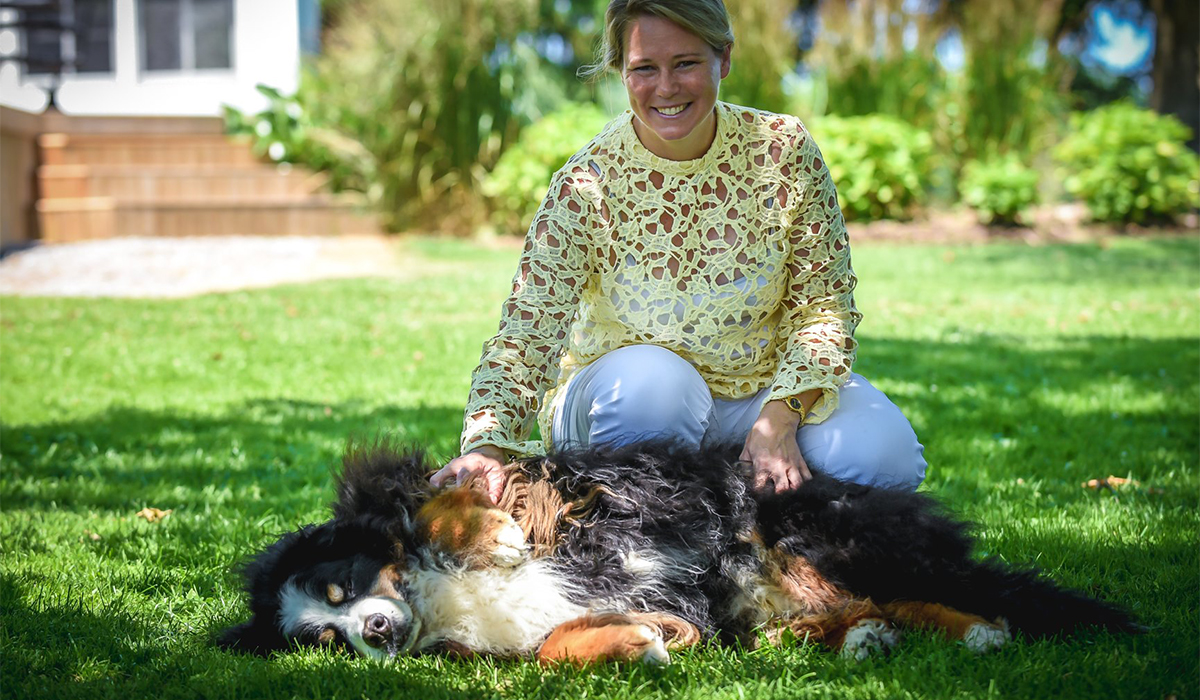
[218,440,1139,664]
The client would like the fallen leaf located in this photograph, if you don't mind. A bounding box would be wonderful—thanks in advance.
[82,529,102,541]
[1082,476,1141,490]
[136,507,173,523]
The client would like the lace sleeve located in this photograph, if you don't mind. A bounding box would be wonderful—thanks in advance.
[460,166,596,457]
[767,134,861,423]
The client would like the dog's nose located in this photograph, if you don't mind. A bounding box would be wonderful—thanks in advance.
[362,613,392,647]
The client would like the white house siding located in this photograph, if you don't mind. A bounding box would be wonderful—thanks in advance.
[0,0,301,117]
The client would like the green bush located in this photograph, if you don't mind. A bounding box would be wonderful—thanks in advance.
[960,155,1040,225]
[227,0,547,233]
[224,84,349,180]
[1054,102,1200,224]
[482,102,611,234]
[809,115,933,221]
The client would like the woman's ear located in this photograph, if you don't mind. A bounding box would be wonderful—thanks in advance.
[719,44,732,80]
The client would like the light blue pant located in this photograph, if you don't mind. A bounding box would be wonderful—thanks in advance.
[550,344,927,490]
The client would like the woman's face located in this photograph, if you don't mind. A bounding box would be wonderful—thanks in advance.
[622,14,730,161]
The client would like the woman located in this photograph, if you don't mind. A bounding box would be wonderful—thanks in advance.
[431,0,926,503]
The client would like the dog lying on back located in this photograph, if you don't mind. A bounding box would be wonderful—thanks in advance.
[218,440,1139,664]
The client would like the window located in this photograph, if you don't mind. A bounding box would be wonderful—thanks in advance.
[21,0,114,74]
[140,0,233,72]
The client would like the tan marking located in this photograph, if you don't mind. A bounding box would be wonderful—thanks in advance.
[880,601,996,641]
[326,583,345,605]
[317,628,336,644]
[369,564,403,598]
[766,549,851,614]
[762,598,885,651]
[536,614,666,666]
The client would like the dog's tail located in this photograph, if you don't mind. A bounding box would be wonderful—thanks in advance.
[938,559,1143,638]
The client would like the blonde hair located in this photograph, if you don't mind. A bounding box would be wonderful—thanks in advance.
[579,0,734,81]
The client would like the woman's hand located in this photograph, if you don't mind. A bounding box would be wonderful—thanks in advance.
[741,399,813,493]
[429,445,507,504]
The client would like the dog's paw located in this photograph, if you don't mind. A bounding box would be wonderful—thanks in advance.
[963,620,1011,654]
[417,488,529,569]
[840,619,900,661]
[490,516,530,567]
[633,624,671,666]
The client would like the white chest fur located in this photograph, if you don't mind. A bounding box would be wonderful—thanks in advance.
[405,560,585,655]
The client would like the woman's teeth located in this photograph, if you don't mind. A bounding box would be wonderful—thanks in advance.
[657,104,688,116]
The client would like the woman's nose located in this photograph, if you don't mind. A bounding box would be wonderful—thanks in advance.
[656,71,679,97]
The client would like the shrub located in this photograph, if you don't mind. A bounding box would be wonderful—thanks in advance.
[482,102,612,234]
[808,115,933,221]
[960,155,1040,225]
[227,0,544,233]
[1054,102,1200,224]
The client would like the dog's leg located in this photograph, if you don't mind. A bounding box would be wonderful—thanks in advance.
[618,611,701,650]
[536,613,673,666]
[764,599,900,660]
[880,601,1011,653]
[416,488,529,568]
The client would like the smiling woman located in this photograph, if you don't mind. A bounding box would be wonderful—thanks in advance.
[432,0,927,503]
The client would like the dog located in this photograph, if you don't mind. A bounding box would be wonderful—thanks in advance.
[218,439,1139,664]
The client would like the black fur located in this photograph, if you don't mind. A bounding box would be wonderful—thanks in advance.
[519,441,1139,641]
[220,439,1139,656]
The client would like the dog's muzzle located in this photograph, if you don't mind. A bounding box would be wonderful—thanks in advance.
[348,597,420,659]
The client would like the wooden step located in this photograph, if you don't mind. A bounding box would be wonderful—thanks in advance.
[37,196,378,242]
[39,164,329,200]
[39,133,263,167]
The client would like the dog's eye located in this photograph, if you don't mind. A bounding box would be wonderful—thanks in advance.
[326,583,345,605]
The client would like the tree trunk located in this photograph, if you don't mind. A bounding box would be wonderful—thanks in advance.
[1150,0,1200,151]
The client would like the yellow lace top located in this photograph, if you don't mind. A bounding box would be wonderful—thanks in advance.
[462,101,860,457]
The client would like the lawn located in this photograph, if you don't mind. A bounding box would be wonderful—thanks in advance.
[2,235,1197,699]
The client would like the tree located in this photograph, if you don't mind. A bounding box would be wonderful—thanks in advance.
[1148,0,1199,150]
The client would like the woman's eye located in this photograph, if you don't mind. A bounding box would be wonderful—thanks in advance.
[677,61,696,69]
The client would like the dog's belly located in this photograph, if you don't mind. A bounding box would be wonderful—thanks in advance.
[406,560,585,655]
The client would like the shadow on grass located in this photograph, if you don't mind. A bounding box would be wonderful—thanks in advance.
[0,329,1196,699]
[0,570,484,700]
[2,331,1196,516]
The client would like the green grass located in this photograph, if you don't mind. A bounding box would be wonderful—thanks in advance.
[2,235,1197,699]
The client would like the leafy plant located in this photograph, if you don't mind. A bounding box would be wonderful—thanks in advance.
[960,155,1040,225]
[1054,102,1200,224]
[227,0,548,233]
[719,0,796,113]
[482,102,611,234]
[808,114,934,221]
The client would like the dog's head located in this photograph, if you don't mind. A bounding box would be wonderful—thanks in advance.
[219,441,437,658]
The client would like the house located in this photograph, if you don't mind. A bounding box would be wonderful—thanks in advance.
[0,0,372,250]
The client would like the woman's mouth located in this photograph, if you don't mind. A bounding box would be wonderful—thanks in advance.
[654,103,690,117]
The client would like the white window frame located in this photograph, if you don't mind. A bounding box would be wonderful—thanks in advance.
[138,0,235,75]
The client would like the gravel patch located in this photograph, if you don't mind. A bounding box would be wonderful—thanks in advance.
[0,235,401,298]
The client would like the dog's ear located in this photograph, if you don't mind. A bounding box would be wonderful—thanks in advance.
[333,438,436,535]
[216,616,287,656]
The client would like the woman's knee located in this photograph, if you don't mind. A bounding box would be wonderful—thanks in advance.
[580,345,713,446]
[830,420,927,490]
[800,376,927,490]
